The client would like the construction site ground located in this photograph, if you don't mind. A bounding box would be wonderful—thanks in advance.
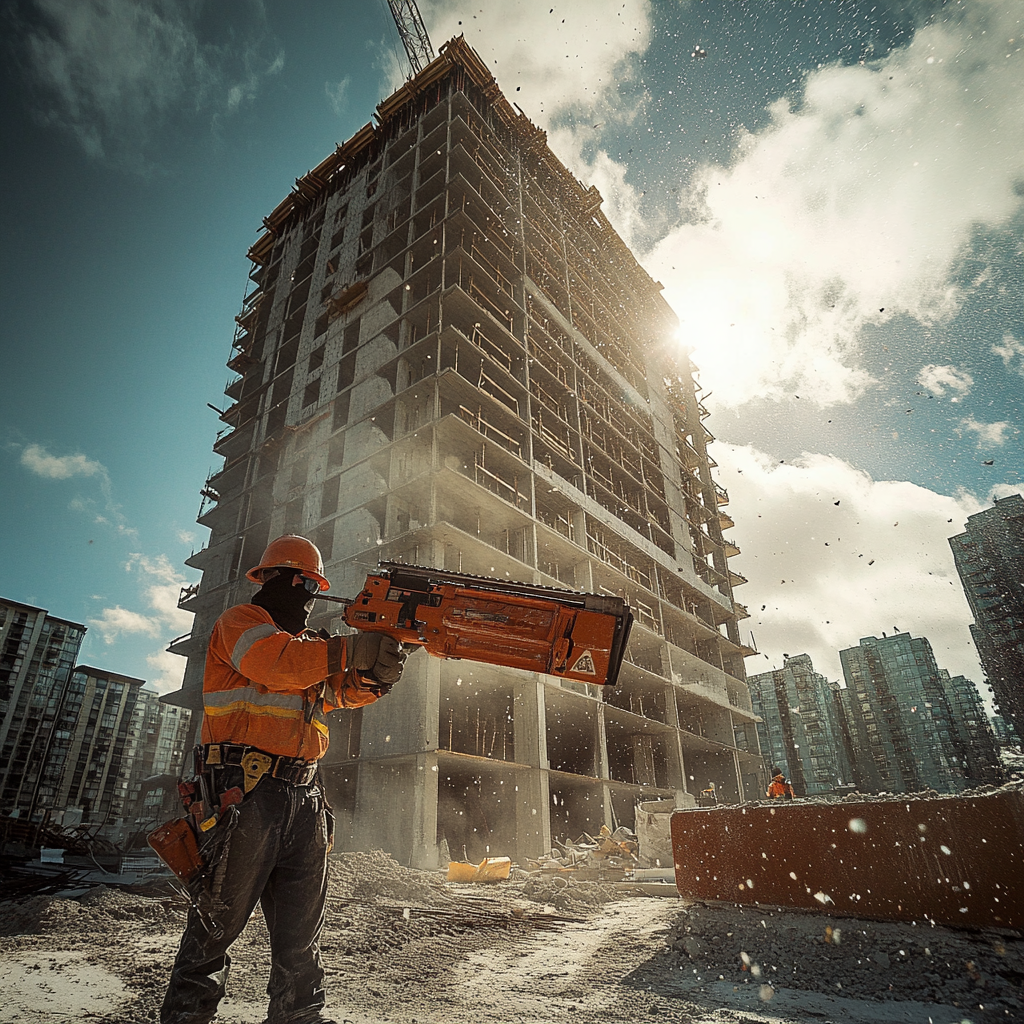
[1,850,1020,1024]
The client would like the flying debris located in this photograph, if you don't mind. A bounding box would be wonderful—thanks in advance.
[691,45,707,59]
[983,459,994,466]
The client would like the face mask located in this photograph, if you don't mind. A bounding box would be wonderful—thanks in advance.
[251,569,315,634]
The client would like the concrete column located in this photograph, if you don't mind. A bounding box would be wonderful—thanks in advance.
[513,677,550,860]
[732,748,747,802]
[410,750,440,868]
[602,782,615,832]
[514,677,547,769]
[595,703,609,780]
[514,766,550,862]
[632,735,656,786]
[359,649,439,758]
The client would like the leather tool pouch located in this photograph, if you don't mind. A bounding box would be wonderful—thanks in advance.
[147,818,203,884]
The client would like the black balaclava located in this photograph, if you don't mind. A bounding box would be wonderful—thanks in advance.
[251,568,314,635]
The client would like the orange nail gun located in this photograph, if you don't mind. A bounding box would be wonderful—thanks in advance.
[317,562,633,687]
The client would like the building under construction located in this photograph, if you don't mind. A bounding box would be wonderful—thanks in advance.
[168,38,759,868]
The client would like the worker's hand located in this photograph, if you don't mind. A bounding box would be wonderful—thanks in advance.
[346,632,407,686]
[370,634,406,685]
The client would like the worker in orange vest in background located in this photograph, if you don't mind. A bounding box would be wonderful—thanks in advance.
[162,535,406,1024]
[767,767,796,800]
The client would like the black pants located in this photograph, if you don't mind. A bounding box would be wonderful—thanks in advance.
[161,773,333,1024]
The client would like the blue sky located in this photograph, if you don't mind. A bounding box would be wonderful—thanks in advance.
[1,0,1020,707]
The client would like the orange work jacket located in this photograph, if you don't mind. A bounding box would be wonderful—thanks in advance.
[200,603,377,762]
[767,775,795,799]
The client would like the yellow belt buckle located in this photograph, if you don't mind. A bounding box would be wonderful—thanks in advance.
[240,751,273,794]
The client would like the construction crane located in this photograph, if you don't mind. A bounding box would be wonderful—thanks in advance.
[386,0,435,75]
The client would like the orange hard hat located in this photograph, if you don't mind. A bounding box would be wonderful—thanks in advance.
[246,535,330,591]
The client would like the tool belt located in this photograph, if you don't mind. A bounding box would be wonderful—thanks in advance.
[200,743,320,792]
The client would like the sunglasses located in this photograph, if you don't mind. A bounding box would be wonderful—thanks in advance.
[292,574,322,595]
[258,568,322,594]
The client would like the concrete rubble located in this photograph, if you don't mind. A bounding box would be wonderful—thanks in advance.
[523,824,640,878]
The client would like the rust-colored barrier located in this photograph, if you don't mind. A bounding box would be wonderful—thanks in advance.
[670,789,1024,931]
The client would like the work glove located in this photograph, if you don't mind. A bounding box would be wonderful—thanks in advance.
[346,632,406,689]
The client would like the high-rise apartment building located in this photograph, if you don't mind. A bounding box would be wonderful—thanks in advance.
[0,598,86,820]
[949,494,1024,742]
[938,669,1003,784]
[747,654,851,795]
[38,666,146,834]
[839,633,967,794]
[990,714,1020,747]
[167,38,759,867]
[121,688,193,832]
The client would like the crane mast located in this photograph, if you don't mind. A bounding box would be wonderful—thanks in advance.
[386,0,435,75]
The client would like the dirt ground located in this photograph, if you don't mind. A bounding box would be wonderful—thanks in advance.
[1,850,1021,1024]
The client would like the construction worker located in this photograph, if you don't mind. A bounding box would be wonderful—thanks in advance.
[767,766,796,801]
[161,535,406,1024]
[698,781,718,806]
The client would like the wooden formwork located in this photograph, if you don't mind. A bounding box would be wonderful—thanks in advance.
[670,789,1024,931]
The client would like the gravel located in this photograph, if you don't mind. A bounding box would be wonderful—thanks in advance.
[666,899,1024,1020]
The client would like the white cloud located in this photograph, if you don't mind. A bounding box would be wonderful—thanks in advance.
[959,416,1014,448]
[718,444,986,687]
[992,333,1024,375]
[146,648,187,695]
[990,483,1024,502]
[125,552,184,587]
[20,0,279,166]
[21,443,106,480]
[917,364,973,401]
[325,75,351,116]
[18,441,138,536]
[645,0,1024,407]
[89,553,194,693]
[89,605,164,642]
[416,0,652,125]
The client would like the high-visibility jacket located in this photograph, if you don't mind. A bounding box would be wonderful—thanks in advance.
[767,774,795,800]
[200,603,378,762]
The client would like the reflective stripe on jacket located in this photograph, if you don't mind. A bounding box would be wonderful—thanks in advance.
[200,603,377,761]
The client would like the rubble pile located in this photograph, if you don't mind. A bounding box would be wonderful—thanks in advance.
[0,849,578,1022]
[332,849,450,904]
[0,883,184,939]
[520,874,635,913]
[523,825,640,877]
[666,900,1024,1019]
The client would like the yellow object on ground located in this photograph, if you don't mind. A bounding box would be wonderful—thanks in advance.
[447,856,512,883]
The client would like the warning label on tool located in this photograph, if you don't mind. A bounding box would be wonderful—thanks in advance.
[570,651,596,675]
